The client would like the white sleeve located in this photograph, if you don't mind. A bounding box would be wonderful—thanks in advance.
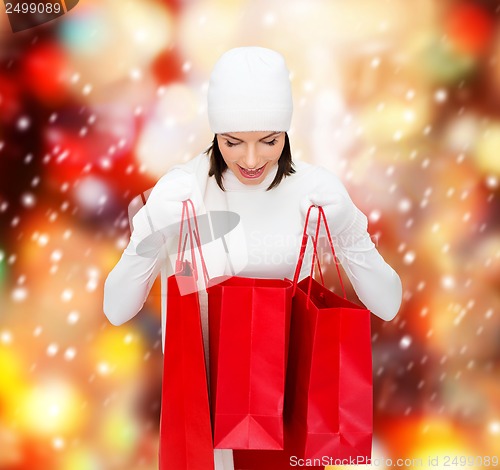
[103,241,162,326]
[332,207,402,321]
[103,165,195,326]
[312,166,403,321]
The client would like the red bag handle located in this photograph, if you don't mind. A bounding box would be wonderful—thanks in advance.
[292,204,347,301]
[186,199,210,287]
[175,199,210,288]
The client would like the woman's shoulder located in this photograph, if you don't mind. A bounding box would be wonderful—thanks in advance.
[168,152,210,175]
[154,152,209,188]
[289,159,348,194]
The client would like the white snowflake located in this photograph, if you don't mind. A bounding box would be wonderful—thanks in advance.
[399,335,412,349]
[47,343,59,356]
[67,311,80,324]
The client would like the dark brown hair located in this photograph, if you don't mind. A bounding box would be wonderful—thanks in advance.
[205,133,295,191]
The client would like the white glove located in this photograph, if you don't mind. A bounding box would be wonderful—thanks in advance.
[299,192,359,246]
[129,171,202,257]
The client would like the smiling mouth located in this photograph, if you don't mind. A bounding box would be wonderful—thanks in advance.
[238,163,267,178]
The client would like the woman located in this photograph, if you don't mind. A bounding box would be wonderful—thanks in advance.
[103,46,402,469]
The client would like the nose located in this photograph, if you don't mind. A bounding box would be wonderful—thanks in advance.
[241,144,258,169]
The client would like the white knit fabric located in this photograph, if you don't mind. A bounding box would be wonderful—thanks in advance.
[103,153,403,470]
[207,47,293,133]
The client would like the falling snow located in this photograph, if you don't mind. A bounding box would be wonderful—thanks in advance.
[0,4,498,469]
[67,311,80,324]
[399,335,412,349]
[47,343,59,356]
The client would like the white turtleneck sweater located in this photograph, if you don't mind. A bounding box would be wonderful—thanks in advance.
[102,153,402,470]
[104,153,401,324]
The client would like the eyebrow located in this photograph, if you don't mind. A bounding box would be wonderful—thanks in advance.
[220,132,280,142]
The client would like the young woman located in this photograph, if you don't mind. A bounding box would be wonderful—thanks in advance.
[103,46,403,469]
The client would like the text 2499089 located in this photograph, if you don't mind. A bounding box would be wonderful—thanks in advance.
[5,2,62,14]
[436,455,498,467]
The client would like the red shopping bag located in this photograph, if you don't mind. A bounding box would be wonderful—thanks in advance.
[159,200,214,470]
[233,447,324,469]
[207,274,294,450]
[286,205,373,461]
[234,206,372,469]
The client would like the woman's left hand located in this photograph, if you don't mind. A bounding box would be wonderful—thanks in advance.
[299,192,357,240]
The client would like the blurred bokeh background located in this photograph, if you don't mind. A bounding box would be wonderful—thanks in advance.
[0,0,499,468]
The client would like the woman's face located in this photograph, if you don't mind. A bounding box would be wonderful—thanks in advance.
[216,131,285,185]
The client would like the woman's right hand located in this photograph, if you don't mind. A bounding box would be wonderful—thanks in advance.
[129,170,202,257]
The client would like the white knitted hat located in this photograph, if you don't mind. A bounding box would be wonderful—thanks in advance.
[207,46,293,133]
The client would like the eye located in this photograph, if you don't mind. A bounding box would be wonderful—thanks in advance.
[264,138,278,146]
[224,140,238,147]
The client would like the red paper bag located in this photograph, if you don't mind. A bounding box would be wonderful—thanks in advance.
[233,447,324,469]
[159,200,214,469]
[207,275,293,450]
[234,206,372,469]
[286,205,372,461]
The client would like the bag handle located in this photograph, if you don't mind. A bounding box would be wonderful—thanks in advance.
[175,199,210,288]
[176,200,194,270]
[292,205,323,290]
[292,204,347,301]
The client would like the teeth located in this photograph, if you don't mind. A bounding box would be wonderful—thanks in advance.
[241,165,263,175]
